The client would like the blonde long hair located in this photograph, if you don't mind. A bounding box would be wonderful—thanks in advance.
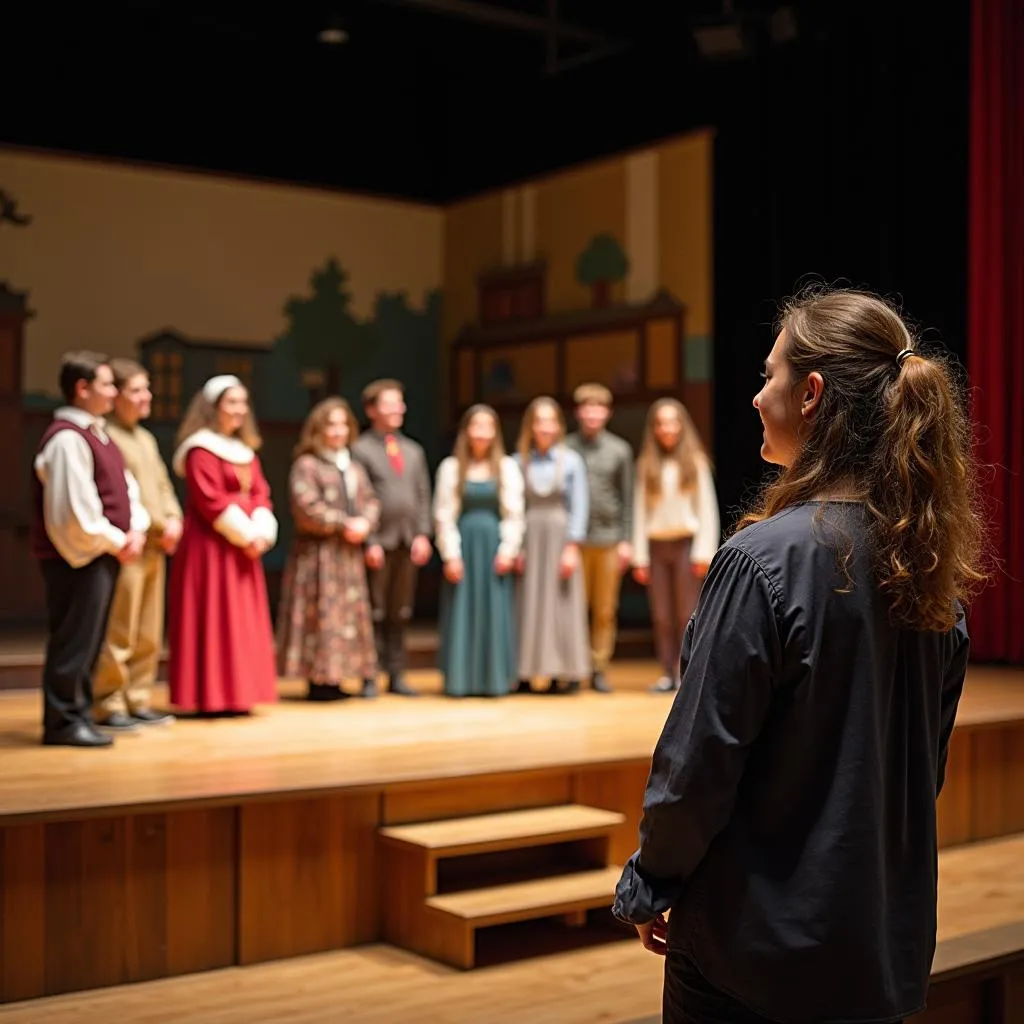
[175,383,262,450]
[638,398,706,499]
[516,396,565,463]
[293,397,358,460]
[452,404,506,503]
[736,286,987,632]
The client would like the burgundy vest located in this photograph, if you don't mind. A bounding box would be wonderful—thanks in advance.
[31,418,132,560]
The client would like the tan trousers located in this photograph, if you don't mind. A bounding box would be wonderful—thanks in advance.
[580,544,623,672]
[93,547,166,715]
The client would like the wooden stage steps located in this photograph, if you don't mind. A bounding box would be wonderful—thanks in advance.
[379,804,626,969]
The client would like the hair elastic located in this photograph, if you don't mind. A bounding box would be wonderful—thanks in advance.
[895,348,916,368]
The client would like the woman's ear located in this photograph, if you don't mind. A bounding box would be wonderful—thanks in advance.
[802,371,825,418]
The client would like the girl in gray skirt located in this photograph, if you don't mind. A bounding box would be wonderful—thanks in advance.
[513,397,591,694]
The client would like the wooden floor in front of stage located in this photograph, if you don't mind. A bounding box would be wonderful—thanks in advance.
[1,663,1022,822]
[2,831,1023,1023]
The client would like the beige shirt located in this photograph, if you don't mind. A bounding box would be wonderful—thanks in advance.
[106,417,183,536]
[632,455,721,567]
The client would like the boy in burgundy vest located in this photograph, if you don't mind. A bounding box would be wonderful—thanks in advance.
[31,352,150,747]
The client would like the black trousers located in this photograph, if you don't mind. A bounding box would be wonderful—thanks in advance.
[40,554,120,734]
[663,952,903,1024]
[367,545,417,677]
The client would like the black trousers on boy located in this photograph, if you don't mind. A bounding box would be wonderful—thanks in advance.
[39,554,119,736]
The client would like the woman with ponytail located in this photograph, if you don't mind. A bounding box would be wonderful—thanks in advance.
[614,288,987,1024]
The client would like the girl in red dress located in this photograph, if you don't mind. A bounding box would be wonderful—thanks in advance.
[167,374,278,714]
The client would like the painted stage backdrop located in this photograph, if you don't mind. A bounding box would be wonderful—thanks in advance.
[0,130,712,625]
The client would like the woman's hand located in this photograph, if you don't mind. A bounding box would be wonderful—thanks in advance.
[493,552,514,575]
[635,913,668,956]
[444,557,464,584]
[691,561,709,580]
[632,565,650,586]
[244,537,269,560]
[342,516,370,545]
[559,543,580,580]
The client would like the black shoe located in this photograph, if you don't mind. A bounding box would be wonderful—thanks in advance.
[307,682,348,702]
[648,676,679,693]
[388,675,418,696]
[131,708,176,725]
[96,711,142,732]
[591,672,613,694]
[43,721,114,748]
[515,679,532,694]
[545,679,578,695]
[362,678,379,699]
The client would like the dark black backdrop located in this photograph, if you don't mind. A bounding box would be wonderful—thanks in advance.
[710,0,970,525]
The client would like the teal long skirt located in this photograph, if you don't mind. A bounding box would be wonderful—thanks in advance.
[438,479,516,697]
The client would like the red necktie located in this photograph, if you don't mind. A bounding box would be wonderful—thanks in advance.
[385,434,405,475]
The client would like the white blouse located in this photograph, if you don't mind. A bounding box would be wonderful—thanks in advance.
[632,455,721,567]
[432,455,525,562]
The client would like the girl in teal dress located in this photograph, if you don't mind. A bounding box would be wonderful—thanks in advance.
[434,404,524,696]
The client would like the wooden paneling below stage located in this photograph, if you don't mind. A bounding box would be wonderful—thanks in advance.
[0,665,1021,1006]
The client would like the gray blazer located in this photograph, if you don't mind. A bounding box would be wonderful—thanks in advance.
[351,430,432,550]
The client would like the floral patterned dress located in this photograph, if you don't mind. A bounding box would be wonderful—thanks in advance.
[276,450,380,684]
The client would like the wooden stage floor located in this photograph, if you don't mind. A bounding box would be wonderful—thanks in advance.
[0,662,1022,822]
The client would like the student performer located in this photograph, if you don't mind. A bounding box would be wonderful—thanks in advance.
[631,398,720,692]
[30,352,150,747]
[434,403,524,697]
[93,358,181,730]
[565,383,634,694]
[351,379,432,697]
[277,398,380,701]
[514,396,591,695]
[614,289,984,1024]
[167,374,278,715]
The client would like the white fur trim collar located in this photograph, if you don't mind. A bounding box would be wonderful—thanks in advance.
[172,428,255,477]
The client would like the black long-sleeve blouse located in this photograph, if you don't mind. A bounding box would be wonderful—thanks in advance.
[613,501,969,1024]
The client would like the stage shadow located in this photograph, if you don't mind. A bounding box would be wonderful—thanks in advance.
[473,908,635,970]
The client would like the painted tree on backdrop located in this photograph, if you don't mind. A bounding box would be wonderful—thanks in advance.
[576,233,629,309]
[280,257,370,404]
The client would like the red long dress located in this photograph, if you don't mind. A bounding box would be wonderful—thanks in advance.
[168,439,278,712]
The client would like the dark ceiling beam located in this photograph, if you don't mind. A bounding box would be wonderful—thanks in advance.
[374,0,613,46]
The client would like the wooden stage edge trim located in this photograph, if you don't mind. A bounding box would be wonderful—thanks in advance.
[0,758,652,826]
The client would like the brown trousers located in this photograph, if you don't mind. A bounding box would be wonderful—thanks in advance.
[580,544,623,672]
[648,537,700,680]
[93,547,166,715]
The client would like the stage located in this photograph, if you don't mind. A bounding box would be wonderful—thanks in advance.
[1,662,1023,1016]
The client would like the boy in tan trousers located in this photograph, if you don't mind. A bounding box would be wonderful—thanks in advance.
[93,358,182,729]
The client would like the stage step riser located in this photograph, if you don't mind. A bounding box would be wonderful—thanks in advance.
[379,804,626,969]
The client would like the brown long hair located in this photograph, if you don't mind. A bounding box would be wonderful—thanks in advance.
[293,397,358,459]
[452,404,505,502]
[638,397,707,499]
[175,383,262,451]
[516,396,565,463]
[737,286,987,632]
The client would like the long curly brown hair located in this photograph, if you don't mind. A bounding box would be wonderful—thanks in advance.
[452,404,506,503]
[293,397,358,459]
[736,287,988,632]
[638,397,707,499]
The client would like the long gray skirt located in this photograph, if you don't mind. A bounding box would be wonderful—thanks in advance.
[516,496,591,680]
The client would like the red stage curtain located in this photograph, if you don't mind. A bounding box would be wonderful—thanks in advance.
[968,0,1024,663]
